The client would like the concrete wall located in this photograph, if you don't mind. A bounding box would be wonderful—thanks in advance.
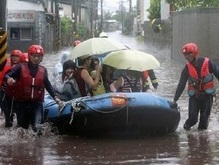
[172,8,219,64]
[143,20,172,50]
[143,8,219,65]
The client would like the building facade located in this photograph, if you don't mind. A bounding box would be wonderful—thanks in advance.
[7,0,94,53]
[7,0,47,52]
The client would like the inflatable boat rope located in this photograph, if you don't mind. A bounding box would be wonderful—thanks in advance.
[68,95,131,124]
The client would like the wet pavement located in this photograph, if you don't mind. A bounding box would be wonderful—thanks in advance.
[1,31,219,164]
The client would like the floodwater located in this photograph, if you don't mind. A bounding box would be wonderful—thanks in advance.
[1,31,219,164]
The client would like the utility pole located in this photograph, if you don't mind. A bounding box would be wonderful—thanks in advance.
[121,0,124,32]
[54,0,60,52]
[90,0,93,37]
[100,0,103,32]
[73,0,77,35]
[71,0,75,41]
[0,0,7,71]
[129,0,133,33]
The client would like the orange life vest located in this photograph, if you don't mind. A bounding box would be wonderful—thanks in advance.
[187,58,215,96]
[0,58,11,87]
[13,64,45,102]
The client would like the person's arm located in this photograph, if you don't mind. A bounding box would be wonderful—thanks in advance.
[174,67,189,102]
[148,70,157,79]
[209,60,219,80]
[5,64,21,85]
[149,70,158,89]
[110,77,123,92]
[81,68,100,89]
[44,69,62,104]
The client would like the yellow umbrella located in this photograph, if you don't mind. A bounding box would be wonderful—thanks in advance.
[102,49,160,71]
[69,37,128,60]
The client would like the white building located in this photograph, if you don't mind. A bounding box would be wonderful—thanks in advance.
[134,0,171,36]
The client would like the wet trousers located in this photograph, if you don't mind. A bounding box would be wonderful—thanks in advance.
[0,89,4,113]
[1,95,15,127]
[185,94,213,130]
[15,101,43,132]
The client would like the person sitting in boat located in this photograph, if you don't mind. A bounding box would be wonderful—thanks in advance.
[74,55,101,96]
[89,57,106,96]
[53,60,81,101]
[142,69,158,92]
[110,70,143,92]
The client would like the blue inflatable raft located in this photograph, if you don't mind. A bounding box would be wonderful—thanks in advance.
[43,92,180,137]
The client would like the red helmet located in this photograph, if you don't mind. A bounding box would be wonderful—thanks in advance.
[28,45,44,56]
[182,43,198,58]
[11,50,22,57]
[73,40,81,47]
[20,53,29,63]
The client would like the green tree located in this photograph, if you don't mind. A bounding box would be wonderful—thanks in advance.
[148,0,160,21]
[60,16,73,46]
[166,0,219,11]
[104,11,113,20]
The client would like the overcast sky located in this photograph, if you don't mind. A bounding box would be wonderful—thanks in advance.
[103,0,136,12]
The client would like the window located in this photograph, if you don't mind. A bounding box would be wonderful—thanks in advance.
[10,27,32,40]
[20,28,32,40]
[10,28,20,40]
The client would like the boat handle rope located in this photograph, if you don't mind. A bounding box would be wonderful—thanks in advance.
[69,97,130,124]
[68,98,89,125]
[58,96,90,114]
[79,100,130,114]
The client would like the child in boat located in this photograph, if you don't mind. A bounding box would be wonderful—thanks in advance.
[89,57,106,96]
[110,70,143,92]
[53,60,81,101]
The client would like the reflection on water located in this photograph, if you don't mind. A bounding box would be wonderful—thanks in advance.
[1,31,219,164]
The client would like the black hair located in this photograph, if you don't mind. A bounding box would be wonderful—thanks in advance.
[62,60,76,81]
[90,57,100,70]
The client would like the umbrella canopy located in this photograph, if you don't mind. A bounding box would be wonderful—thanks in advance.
[69,37,128,60]
[102,50,160,72]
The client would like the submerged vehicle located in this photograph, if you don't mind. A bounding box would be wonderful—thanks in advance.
[43,92,180,137]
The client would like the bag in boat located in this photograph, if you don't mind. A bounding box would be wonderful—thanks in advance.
[92,77,106,96]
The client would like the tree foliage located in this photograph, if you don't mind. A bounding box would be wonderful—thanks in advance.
[148,0,219,20]
[60,16,73,46]
[166,0,219,11]
[60,16,72,34]
[148,0,161,21]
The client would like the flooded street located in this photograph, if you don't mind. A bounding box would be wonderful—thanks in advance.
[1,31,219,164]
